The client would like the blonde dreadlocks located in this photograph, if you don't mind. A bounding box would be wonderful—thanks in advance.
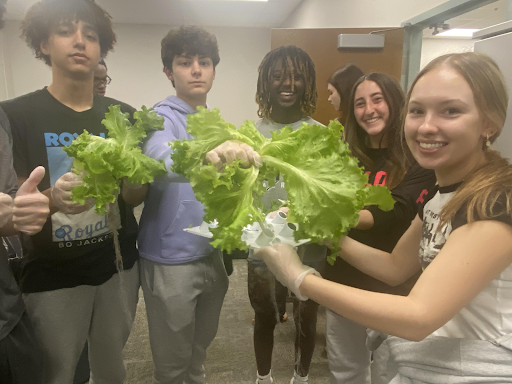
[256,45,317,120]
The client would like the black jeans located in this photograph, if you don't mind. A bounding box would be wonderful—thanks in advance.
[0,312,43,384]
[248,249,324,377]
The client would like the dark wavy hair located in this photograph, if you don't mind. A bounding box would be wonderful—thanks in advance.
[345,73,413,189]
[256,45,317,120]
[21,0,116,66]
[328,64,364,125]
[161,25,220,74]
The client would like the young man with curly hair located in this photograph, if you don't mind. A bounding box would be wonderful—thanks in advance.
[249,45,326,384]
[0,1,145,383]
[137,25,229,384]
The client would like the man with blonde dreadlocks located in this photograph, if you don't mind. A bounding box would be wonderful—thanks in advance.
[248,45,327,384]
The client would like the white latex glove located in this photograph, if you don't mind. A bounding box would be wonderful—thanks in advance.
[205,140,262,171]
[255,243,321,301]
[51,172,93,214]
[0,193,13,228]
[12,166,50,235]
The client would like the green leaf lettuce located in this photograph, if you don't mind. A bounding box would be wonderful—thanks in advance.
[63,105,167,214]
[171,107,395,262]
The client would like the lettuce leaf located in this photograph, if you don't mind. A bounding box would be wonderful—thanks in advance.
[63,105,167,214]
[171,107,395,263]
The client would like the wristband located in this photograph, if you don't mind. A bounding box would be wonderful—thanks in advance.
[293,267,321,301]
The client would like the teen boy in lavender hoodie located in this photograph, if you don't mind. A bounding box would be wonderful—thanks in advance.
[138,26,229,384]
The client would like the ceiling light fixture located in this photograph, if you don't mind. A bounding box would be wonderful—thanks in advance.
[436,28,480,37]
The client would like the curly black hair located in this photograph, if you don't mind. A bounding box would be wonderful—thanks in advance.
[161,25,220,72]
[21,0,116,66]
[256,45,317,120]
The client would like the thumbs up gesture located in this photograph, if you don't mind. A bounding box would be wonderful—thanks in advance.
[12,166,50,235]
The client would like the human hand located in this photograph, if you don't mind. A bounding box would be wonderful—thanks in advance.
[12,166,50,235]
[255,243,320,301]
[0,193,13,228]
[205,140,262,171]
[51,172,93,214]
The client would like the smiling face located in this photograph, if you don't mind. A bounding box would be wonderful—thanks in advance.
[353,80,390,148]
[404,66,494,185]
[328,83,341,111]
[40,19,101,79]
[268,59,305,112]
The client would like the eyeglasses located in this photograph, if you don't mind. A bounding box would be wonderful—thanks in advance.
[94,75,112,86]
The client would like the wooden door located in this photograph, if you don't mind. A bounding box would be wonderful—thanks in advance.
[271,28,404,125]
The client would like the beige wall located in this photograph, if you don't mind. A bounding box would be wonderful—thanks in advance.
[421,38,475,69]
[0,21,271,126]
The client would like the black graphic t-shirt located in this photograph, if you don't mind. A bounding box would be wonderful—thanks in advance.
[0,88,139,293]
[325,148,437,295]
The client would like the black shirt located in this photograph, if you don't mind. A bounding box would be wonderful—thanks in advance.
[0,89,139,293]
[325,148,437,295]
[0,108,24,340]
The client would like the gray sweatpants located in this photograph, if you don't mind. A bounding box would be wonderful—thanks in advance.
[23,264,140,384]
[140,250,229,384]
[326,309,396,384]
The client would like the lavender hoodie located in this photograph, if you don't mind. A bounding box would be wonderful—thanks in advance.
[138,96,213,264]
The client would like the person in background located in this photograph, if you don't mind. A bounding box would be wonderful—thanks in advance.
[93,59,110,96]
[0,1,48,382]
[0,118,49,384]
[327,64,364,125]
[213,45,326,384]
[138,25,229,384]
[0,1,145,383]
[323,73,436,384]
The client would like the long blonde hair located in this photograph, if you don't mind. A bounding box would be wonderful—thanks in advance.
[405,52,511,226]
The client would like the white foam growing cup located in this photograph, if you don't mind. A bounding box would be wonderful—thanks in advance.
[199,221,210,233]
[255,228,275,247]
[249,222,261,231]
[271,210,287,224]
[279,223,296,238]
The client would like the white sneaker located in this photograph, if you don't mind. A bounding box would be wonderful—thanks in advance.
[256,379,273,384]
[256,371,274,384]
[290,372,309,383]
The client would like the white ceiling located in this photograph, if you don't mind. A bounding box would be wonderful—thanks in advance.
[5,0,305,28]
[423,0,509,37]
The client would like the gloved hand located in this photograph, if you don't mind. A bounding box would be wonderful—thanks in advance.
[12,166,50,235]
[205,140,262,171]
[51,172,93,214]
[255,243,321,301]
[0,193,13,228]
